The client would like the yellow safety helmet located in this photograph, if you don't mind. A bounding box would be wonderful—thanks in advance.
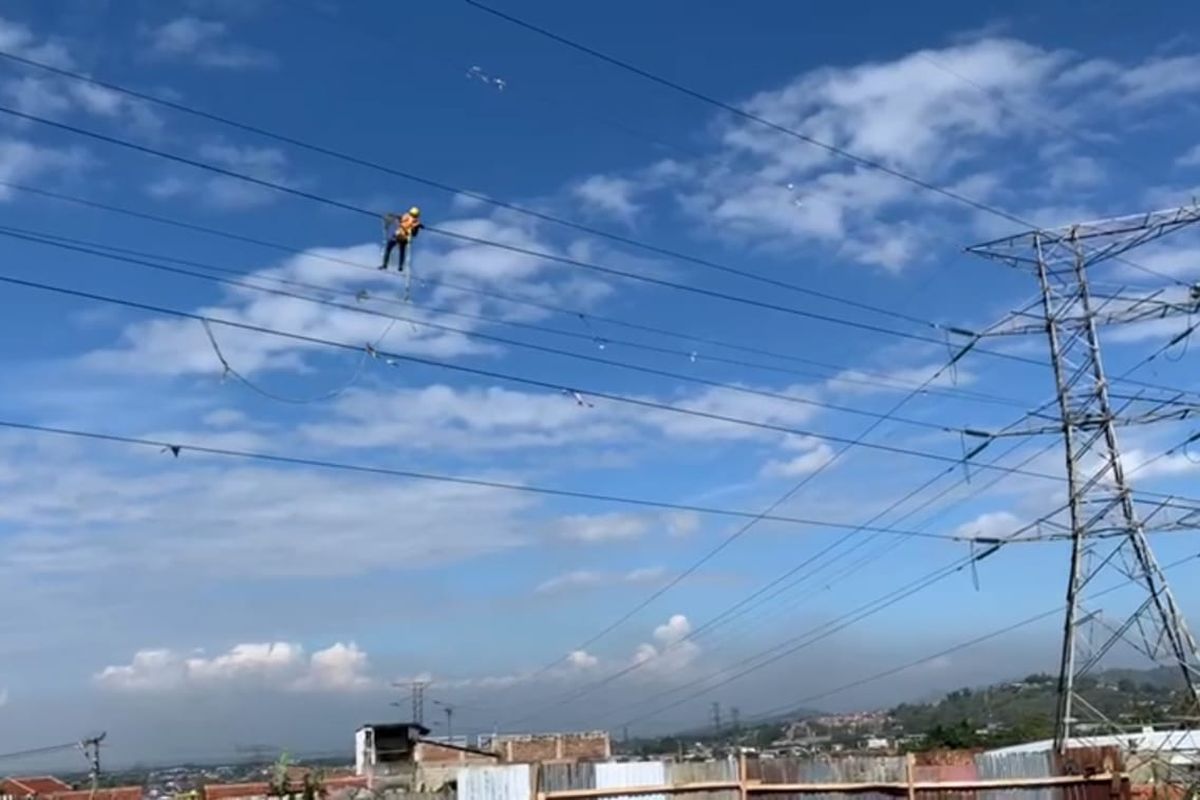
[409,206,421,217]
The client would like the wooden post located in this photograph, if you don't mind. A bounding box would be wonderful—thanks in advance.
[738,751,748,800]
[905,753,916,800]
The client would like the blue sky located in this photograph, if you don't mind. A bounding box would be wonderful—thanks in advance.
[1,0,1200,766]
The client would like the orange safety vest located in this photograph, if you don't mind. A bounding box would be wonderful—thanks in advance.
[397,213,420,240]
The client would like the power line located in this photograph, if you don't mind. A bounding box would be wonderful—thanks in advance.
[0,103,1034,359]
[0,225,984,436]
[462,1,1041,230]
[15,100,1191,403]
[0,271,1084,482]
[0,417,1006,543]
[461,295,1196,722]
[497,428,1056,729]
[0,179,1033,410]
[0,740,87,762]
[0,47,956,330]
[741,547,1200,726]
[462,0,1196,299]
[608,421,1200,731]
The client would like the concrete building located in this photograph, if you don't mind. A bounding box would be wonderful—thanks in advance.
[355,722,430,777]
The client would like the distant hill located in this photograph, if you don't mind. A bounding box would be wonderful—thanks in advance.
[888,668,1185,748]
[629,667,1187,754]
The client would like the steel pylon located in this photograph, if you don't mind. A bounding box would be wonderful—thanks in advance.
[968,204,1200,754]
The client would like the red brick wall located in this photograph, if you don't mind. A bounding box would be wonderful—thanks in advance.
[415,742,497,764]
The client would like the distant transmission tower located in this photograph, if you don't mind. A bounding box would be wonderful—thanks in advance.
[968,204,1200,752]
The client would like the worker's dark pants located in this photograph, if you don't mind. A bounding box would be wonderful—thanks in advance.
[381,237,409,271]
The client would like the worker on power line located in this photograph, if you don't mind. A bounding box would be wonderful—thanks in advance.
[379,207,422,272]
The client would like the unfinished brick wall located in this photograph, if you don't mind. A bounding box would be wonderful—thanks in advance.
[559,733,610,760]
[414,742,496,765]
[504,737,561,763]
[490,731,611,763]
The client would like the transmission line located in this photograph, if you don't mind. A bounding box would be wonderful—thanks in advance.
[0,104,1045,362]
[0,416,1045,545]
[0,225,989,436]
[13,100,1190,405]
[0,272,1090,482]
[0,179,1032,410]
[607,421,1200,731]
[504,346,1199,728]
[0,47,960,330]
[741,547,1200,727]
[496,429,1057,729]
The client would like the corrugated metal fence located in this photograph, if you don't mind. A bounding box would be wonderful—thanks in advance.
[453,749,1124,800]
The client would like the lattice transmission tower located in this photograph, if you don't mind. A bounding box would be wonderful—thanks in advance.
[967,204,1200,753]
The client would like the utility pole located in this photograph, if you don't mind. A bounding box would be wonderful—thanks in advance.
[432,700,454,743]
[81,733,105,793]
[711,702,722,738]
[390,680,430,725]
[968,203,1200,754]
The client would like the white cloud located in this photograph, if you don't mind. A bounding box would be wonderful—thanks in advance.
[0,18,160,129]
[567,40,1200,273]
[0,16,72,69]
[1117,55,1200,104]
[0,437,537,579]
[1126,448,1200,480]
[566,650,598,670]
[631,613,701,676]
[665,510,701,538]
[294,643,374,691]
[145,16,275,69]
[1179,145,1200,168]
[303,375,826,456]
[147,141,292,210]
[535,566,665,595]
[825,361,973,396]
[572,175,640,225]
[556,513,650,543]
[761,440,836,478]
[1047,155,1105,191]
[95,641,373,693]
[953,510,1021,541]
[0,138,90,200]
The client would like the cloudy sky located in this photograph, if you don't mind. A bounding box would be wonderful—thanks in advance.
[1,0,1200,769]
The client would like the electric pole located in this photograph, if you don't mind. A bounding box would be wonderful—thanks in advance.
[968,203,1200,755]
[710,702,722,738]
[432,700,454,743]
[391,680,430,725]
[81,733,105,792]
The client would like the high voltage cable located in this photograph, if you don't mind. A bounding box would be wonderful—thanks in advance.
[0,417,1022,545]
[462,301,1200,717]
[0,104,1035,359]
[461,1,1187,291]
[741,548,1200,726]
[607,423,1200,730]
[456,296,1193,717]
[0,272,1084,481]
[0,47,951,330]
[12,100,1190,401]
[0,180,1032,411]
[497,429,1056,728]
[459,2,1062,234]
[0,226,981,436]
[499,372,1196,725]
